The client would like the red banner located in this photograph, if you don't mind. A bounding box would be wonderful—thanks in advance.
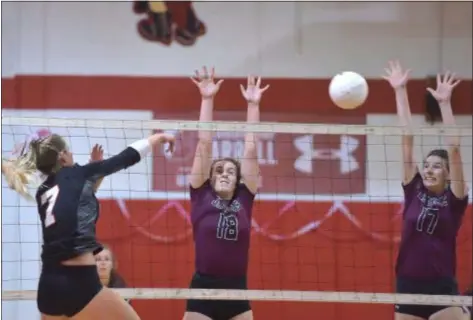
[153,112,367,194]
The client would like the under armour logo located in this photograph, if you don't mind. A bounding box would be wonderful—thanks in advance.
[293,135,360,174]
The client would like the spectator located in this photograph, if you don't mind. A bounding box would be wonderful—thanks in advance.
[95,245,127,289]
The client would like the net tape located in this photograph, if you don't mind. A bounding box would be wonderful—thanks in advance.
[2,289,471,306]
[2,116,472,137]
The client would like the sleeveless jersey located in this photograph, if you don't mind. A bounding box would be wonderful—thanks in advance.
[190,180,255,277]
[396,172,469,279]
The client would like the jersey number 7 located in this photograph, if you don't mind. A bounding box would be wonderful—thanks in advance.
[41,186,60,228]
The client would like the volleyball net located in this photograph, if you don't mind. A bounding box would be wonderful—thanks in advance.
[1,116,472,320]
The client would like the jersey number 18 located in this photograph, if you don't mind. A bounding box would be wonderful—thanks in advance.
[40,185,60,228]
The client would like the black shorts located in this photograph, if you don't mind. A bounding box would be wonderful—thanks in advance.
[37,264,103,317]
[395,276,459,319]
[186,272,251,320]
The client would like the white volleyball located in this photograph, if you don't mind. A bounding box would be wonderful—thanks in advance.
[329,71,369,110]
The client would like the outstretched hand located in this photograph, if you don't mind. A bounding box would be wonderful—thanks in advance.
[191,66,224,99]
[427,71,460,104]
[240,75,269,105]
[89,144,104,163]
[382,60,411,89]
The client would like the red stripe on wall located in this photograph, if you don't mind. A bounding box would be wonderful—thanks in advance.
[2,75,472,115]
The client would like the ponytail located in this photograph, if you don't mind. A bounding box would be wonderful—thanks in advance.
[1,148,38,201]
[1,133,66,201]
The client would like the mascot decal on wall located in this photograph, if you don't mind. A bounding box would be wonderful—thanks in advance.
[133,1,206,46]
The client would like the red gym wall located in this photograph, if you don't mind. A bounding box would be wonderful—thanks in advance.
[2,2,472,320]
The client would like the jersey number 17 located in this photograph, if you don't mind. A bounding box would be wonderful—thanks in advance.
[40,185,60,228]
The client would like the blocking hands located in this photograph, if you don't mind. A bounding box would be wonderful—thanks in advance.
[383,60,411,89]
[191,66,224,99]
[240,75,269,105]
[191,67,270,105]
[427,72,460,105]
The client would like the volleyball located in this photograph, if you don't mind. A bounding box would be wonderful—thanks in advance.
[329,71,369,110]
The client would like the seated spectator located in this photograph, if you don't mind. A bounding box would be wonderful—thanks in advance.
[95,245,129,303]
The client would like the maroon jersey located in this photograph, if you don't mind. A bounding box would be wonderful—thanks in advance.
[190,180,255,277]
[396,172,469,279]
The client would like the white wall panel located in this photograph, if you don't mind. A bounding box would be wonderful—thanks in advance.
[1,2,471,78]
[1,2,21,77]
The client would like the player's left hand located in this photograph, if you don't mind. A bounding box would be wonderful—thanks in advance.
[240,76,269,106]
[89,144,104,162]
[427,71,461,104]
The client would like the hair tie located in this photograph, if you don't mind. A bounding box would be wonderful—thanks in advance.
[12,129,52,157]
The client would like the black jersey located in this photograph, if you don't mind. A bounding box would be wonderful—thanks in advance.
[36,147,141,263]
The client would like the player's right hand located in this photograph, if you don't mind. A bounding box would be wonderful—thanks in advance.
[155,133,175,154]
[382,60,411,89]
[191,66,224,99]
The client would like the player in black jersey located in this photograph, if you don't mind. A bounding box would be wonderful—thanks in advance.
[2,131,175,320]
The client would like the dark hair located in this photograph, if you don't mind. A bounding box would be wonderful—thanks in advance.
[425,149,449,171]
[209,157,242,183]
[1,134,67,200]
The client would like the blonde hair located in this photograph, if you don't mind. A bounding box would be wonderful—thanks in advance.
[1,134,67,200]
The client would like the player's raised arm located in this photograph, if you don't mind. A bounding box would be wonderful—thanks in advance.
[81,132,175,179]
[383,60,417,185]
[189,66,223,189]
[427,72,467,199]
[239,76,269,194]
